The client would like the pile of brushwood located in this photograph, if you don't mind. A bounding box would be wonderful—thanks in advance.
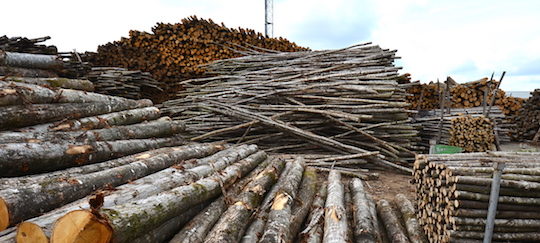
[86,67,164,101]
[414,152,540,242]
[88,16,307,84]
[161,43,421,174]
[514,89,540,141]
[1,153,427,243]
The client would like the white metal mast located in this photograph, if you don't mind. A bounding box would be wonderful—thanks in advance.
[265,0,274,37]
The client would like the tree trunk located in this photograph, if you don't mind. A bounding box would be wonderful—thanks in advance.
[323,170,349,243]
[350,178,376,243]
[18,106,160,132]
[299,182,327,243]
[0,136,187,176]
[394,194,427,243]
[2,146,260,242]
[0,51,62,70]
[1,76,94,91]
[50,150,268,243]
[449,231,540,241]
[0,99,152,130]
[0,142,225,230]
[376,199,409,243]
[287,167,319,242]
[0,81,135,106]
[0,118,185,143]
[0,66,58,79]
[259,157,305,243]
[202,158,286,243]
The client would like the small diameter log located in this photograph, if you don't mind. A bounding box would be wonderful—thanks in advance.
[259,157,306,243]
[299,182,327,243]
[0,118,185,143]
[350,178,376,243]
[8,146,260,243]
[0,136,187,176]
[394,194,427,243]
[323,170,350,243]
[203,158,286,243]
[1,76,94,91]
[287,167,319,242]
[376,199,409,243]
[131,203,209,243]
[0,99,152,129]
[20,106,161,132]
[50,148,269,243]
[0,81,135,106]
[170,155,274,243]
[0,142,224,230]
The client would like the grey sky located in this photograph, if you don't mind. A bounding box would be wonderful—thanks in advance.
[2,0,539,91]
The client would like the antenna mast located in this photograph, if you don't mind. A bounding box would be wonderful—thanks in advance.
[265,0,273,37]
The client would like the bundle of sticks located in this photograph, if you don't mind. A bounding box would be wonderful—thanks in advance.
[0,35,57,55]
[513,89,540,141]
[1,153,426,243]
[88,16,308,84]
[406,78,525,116]
[413,152,540,243]
[161,43,421,173]
[86,67,164,101]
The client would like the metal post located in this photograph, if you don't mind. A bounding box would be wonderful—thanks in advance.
[483,162,505,243]
[264,0,274,37]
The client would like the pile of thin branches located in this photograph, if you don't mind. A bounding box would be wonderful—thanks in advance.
[161,43,421,174]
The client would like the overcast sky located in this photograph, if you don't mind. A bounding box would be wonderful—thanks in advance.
[2,0,539,91]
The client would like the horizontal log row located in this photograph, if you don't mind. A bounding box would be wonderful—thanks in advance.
[86,67,165,101]
[413,152,540,242]
[161,43,421,174]
[0,35,57,55]
[513,89,540,141]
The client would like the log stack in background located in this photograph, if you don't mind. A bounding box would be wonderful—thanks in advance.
[161,43,421,174]
[514,89,540,141]
[0,35,57,55]
[87,16,308,87]
[449,115,495,152]
[413,152,540,243]
[86,67,164,101]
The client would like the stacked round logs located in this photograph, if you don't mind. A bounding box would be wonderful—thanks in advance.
[413,152,540,243]
[0,35,57,55]
[86,67,164,101]
[1,152,427,243]
[406,79,525,116]
[448,115,495,152]
[88,16,308,84]
[513,89,540,141]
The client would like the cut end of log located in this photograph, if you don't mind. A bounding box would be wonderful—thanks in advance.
[51,210,112,243]
[16,222,48,243]
[0,197,8,231]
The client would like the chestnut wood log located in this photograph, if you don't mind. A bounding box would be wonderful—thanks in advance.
[395,194,427,243]
[323,170,349,243]
[376,199,409,243]
[350,178,376,243]
[286,167,318,243]
[299,182,327,243]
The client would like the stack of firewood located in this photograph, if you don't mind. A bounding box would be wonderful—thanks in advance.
[406,78,525,116]
[0,35,57,54]
[449,116,495,152]
[1,152,426,243]
[88,16,308,84]
[86,67,164,101]
[413,152,540,243]
[514,89,540,141]
[161,43,421,174]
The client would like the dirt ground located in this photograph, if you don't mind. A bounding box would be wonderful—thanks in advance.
[363,169,415,201]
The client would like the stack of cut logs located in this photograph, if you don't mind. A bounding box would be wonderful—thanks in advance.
[86,67,164,101]
[449,115,495,152]
[0,152,426,243]
[88,16,308,84]
[413,152,540,243]
[161,43,420,174]
[514,89,540,141]
[415,107,512,147]
[406,78,525,116]
[0,35,57,54]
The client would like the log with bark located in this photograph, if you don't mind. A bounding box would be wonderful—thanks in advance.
[0,76,94,91]
[323,170,350,243]
[395,194,427,243]
[376,199,410,243]
[350,178,377,242]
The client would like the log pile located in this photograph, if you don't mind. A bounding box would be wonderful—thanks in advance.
[1,152,428,243]
[413,152,540,242]
[449,116,495,152]
[86,67,164,101]
[406,78,525,116]
[161,43,421,174]
[0,36,57,55]
[88,16,308,85]
[514,89,540,141]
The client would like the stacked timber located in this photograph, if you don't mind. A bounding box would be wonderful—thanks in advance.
[86,67,164,101]
[413,152,540,243]
[1,152,426,243]
[0,76,94,91]
[0,35,57,55]
[514,89,540,141]
[88,16,308,84]
[449,116,495,152]
[406,78,525,116]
